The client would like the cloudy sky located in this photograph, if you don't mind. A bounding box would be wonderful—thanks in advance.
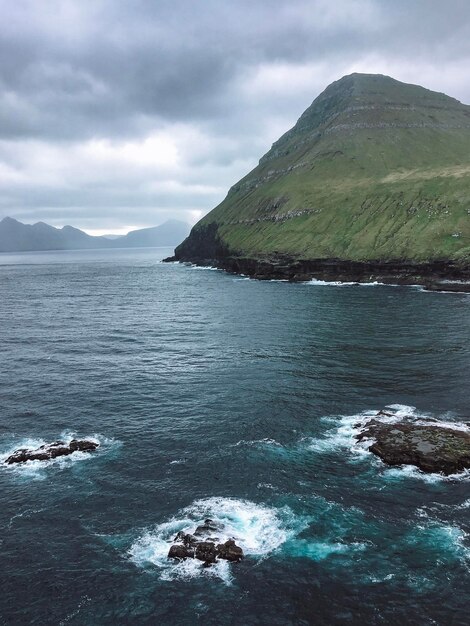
[1,0,469,234]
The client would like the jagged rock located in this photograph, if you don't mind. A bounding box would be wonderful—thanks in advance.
[356,417,470,474]
[173,531,198,546]
[167,523,244,566]
[5,439,99,464]
[217,539,244,562]
[168,544,194,560]
[195,542,218,564]
[69,439,98,452]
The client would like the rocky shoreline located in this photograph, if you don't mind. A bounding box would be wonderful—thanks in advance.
[163,254,470,292]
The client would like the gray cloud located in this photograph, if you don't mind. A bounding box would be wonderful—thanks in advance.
[0,0,469,232]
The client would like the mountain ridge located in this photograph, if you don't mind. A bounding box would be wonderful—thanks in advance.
[0,217,191,252]
[170,73,470,284]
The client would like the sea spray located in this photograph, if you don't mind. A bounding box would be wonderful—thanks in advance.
[129,497,305,583]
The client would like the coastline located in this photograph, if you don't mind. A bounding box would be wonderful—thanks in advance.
[163,254,470,292]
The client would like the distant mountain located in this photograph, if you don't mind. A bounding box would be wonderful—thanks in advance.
[173,73,470,281]
[0,217,110,252]
[0,217,191,252]
[110,220,191,248]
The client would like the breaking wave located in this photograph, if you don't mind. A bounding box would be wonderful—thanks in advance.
[129,497,305,583]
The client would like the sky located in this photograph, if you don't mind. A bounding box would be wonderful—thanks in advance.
[0,0,469,235]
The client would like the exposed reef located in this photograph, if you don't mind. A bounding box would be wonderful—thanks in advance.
[168,518,244,568]
[355,413,470,474]
[5,439,99,464]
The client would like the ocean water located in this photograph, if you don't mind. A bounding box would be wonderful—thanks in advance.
[1,247,470,625]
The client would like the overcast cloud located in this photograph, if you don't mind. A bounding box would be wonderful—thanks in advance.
[0,0,469,233]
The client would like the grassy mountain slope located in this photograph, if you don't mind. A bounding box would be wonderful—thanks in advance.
[175,74,470,264]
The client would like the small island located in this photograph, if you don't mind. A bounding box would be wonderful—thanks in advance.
[167,74,470,290]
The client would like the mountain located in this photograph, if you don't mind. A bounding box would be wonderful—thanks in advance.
[171,73,470,283]
[0,217,110,252]
[0,218,191,252]
[110,220,191,248]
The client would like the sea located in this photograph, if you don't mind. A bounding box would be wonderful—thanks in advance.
[0,247,469,625]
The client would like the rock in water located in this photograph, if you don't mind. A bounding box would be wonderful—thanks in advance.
[217,539,244,562]
[168,521,244,567]
[168,544,194,560]
[356,418,470,474]
[5,439,99,464]
[195,541,218,564]
[69,439,98,452]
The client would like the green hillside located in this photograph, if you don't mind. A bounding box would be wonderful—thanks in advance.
[175,73,470,265]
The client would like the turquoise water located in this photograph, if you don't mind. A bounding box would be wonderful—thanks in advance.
[0,248,469,625]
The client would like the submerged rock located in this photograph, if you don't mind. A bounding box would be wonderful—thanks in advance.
[356,415,470,474]
[5,439,99,465]
[168,520,244,567]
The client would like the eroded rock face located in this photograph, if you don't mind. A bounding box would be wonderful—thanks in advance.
[356,417,470,475]
[5,439,99,465]
[168,521,244,567]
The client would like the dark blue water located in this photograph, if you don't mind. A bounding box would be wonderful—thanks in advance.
[1,248,469,625]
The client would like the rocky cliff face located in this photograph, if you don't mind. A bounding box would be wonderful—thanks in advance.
[172,73,470,274]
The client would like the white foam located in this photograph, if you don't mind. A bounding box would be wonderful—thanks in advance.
[304,279,438,290]
[306,409,380,456]
[256,483,277,491]
[233,438,283,448]
[305,279,403,287]
[58,595,92,625]
[0,432,116,480]
[306,279,359,286]
[410,521,470,565]
[7,507,45,529]
[129,497,302,583]
[286,538,367,561]
[385,464,470,484]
